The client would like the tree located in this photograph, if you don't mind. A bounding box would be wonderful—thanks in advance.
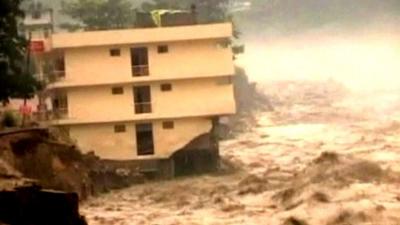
[60,0,136,31]
[0,0,40,104]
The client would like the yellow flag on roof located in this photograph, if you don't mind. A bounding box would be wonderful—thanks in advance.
[150,10,187,27]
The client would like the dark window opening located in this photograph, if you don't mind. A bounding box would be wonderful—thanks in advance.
[162,121,174,129]
[52,54,65,80]
[110,48,121,56]
[114,124,126,133]
[112,87,124,95]
[131,47,149,76]
[44,29,49,38]
[157,45,169,53]
[52,95,68,110]
[136,123,154,155]
[160,83,172,91]
[32,11,42,19]
[55,56,65,72]
[133,86,152,114]
[52,94,68,119]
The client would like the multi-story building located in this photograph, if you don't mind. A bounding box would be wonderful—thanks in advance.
[6,2,55,120]
[45,22,236,176]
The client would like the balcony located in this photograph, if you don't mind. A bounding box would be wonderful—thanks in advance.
[134,103,152,114]
[132,65,149,77]
[47,70,66,83]
[52,108,68,119]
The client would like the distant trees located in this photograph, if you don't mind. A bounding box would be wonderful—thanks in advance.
[60,0,136,31]
[0,0,40,104]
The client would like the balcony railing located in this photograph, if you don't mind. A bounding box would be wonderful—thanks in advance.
[47,70,66,83]
[52,108,68,119]
[134,103,152,114]
[132,65,149,77]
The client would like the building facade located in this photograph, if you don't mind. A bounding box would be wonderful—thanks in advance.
[46,23,236,175]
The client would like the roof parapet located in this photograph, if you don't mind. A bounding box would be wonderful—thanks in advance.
[51,23,232,49]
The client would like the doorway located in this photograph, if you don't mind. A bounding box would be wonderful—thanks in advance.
[136,123,154,156]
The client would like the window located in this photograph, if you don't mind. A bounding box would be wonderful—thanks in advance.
[32,11,42,19]
[114,124,126,133]
[131,47,149,76]
[52,93,68,119]
[112,87,124,95]
[53,95,68,110]
[157,45,169,54]
[162,121,174,129]
[49,52,66,82]
[110,48,121,56]
[133,86,151,114]
[55,56,65,71]
[160,83,172,92]
[136,123,154,155]
[44,29,49,38]
[216,77,232,85]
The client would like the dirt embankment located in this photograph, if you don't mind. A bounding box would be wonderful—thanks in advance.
[0,129,144,199]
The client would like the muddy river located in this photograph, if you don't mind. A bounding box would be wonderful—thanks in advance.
[81,28,400,224]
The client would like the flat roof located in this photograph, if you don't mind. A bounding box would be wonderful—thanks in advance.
[51,23,232,49]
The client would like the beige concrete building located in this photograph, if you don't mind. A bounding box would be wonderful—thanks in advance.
[46,23,236,175]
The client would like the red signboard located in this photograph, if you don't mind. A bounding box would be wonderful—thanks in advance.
[29,40,45,53]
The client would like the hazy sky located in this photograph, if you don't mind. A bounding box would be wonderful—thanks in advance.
[237,27,400,92]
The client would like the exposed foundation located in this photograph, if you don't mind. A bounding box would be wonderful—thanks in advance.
[162,117,220,177]
[171,133,219,176]
[129,118,221,178]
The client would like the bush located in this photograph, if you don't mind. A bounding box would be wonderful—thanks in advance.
[1,111,19,128]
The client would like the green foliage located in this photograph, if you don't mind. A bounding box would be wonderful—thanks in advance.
[0,0,40,103]
[1,111,19,128]
[60,0,136,31]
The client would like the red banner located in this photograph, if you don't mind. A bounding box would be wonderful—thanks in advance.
[29,41,45,53]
